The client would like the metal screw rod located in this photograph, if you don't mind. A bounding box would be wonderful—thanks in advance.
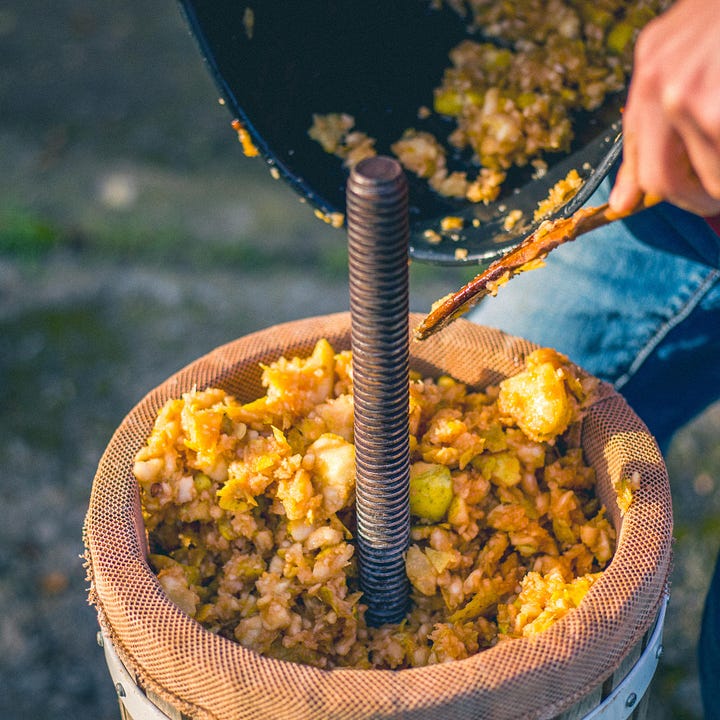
[347,156,411,626]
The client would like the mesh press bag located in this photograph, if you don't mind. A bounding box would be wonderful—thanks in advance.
[84,312,672,720]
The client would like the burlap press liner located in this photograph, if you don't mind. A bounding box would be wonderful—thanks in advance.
[84,312,672,720]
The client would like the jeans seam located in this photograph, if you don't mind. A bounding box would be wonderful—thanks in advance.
[614,268,720,390]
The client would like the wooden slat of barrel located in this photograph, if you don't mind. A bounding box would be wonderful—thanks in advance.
[553,602,665,720]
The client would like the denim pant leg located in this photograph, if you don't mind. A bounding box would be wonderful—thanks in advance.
[466,182,720,718]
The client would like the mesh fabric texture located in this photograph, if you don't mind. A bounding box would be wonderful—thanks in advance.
[84,313,672,720]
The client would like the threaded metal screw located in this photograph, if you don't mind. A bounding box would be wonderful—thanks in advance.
[347,156,411,626]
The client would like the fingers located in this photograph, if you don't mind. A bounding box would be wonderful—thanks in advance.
[607,98,642,215]
[670,110,720,203]
[608,154,642,215]
[609,0,720,218]
[611,119,720,217]
[611,96,720,217]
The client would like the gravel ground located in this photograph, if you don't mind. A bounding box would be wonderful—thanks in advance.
[2,2,719,719]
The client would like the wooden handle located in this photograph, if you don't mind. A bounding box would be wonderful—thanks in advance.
[414,194,662,341]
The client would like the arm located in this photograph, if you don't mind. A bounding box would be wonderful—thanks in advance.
[609,0,720,217]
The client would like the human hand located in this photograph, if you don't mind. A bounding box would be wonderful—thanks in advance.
[609,0,720,217]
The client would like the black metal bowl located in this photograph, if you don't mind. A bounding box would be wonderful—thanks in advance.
[179,0,623,265]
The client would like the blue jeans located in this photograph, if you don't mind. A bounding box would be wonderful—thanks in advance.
[466,176,720,717]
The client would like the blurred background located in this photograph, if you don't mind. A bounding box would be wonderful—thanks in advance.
[1,2,719,718]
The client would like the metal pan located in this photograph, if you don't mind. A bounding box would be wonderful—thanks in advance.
[178,0,624,266]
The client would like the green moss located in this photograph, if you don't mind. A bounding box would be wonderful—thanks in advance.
[0,208,59,258]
